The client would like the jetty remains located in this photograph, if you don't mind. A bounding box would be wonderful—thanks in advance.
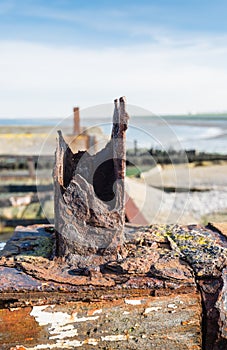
[1,98,227,350]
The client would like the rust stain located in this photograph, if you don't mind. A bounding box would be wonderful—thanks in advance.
[0,307,45,347]
[125,193,148,225]
[1,222,227,348]
[1,294,201,349]
[209,222,227,238]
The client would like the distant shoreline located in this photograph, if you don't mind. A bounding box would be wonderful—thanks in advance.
[1,111,227,122]
[0,115,227,156]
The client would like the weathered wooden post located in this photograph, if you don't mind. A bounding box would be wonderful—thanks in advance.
[27,156,35,179]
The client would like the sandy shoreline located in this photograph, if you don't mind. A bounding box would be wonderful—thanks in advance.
[127,162,227,224]
[142,162,227,189]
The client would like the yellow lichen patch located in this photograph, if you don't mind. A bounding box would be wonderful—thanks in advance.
[194,236,209,246]
[19,236,54,259]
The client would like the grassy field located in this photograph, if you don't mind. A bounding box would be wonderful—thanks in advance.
[126,165,152,177]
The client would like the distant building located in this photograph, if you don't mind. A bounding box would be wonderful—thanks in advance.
[65,106,107,154]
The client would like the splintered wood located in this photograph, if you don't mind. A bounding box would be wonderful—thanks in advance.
[53,97,129,262]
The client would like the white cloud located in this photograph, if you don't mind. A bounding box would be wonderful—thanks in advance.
[1,37,227,117]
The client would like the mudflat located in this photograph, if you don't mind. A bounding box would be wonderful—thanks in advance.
[0,125,72,155]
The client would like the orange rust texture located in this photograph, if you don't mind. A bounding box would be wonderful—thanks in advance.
[0,307,45,348]
[0,294,202,350]
[210,222,227,237]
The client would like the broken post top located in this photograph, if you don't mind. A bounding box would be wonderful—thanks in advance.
[113,97,129,130]
[54,97,129,263]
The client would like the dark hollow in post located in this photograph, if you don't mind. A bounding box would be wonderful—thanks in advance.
[53,97,129,263]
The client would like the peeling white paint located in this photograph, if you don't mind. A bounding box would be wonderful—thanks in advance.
[25,334,129,350]
[87,308,103,316]
[28,339,84,349]
[101,334,128,341]
[30,305,100,347]
[47,318,78,340]
[49,324,75,333]
[49,328,78,340]
[167,303,178,309]
[93,309,103,315]
[144,306,162,314]
[72,314,100,322]
[31,307,72,326]
[31,306,99,327]
[64,339,84,348]
[125,299,142,305]
[87,338,99,345]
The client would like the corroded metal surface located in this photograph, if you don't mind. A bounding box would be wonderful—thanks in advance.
[54,97,129,260]
[0,224,55,259]
[215,268,227,350]
[0,307,46,350]
[1,222,227,348]
[0,224,196,297]
[1,295,201,350]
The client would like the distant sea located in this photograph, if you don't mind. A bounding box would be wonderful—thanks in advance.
[1,114,227,154]
[0,118,63,127]
[84,114,227,154]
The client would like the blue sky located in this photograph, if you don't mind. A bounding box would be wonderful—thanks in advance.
[1,0,227,117]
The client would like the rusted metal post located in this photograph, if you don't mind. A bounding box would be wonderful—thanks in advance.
[53,97,129,264]
[73,106,80,135]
